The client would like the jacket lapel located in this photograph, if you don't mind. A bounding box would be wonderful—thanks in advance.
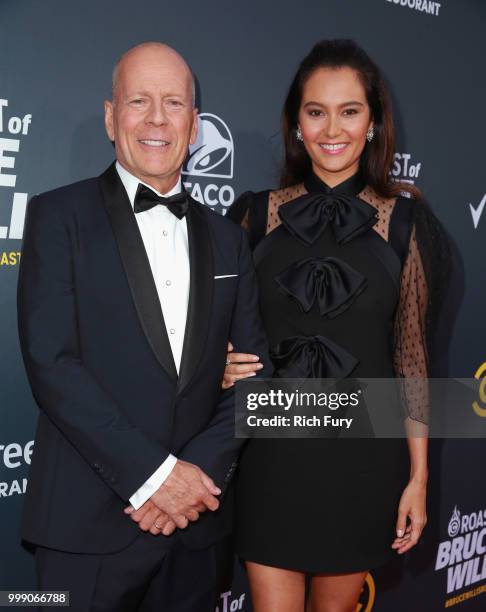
[98,163,178,381]
[177,197,214,393]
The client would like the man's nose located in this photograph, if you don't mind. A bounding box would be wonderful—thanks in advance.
[146,101,168,126]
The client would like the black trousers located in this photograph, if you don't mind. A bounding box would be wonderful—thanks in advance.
[35,531,230,611]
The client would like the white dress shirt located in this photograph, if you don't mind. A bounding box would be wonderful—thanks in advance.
[116,162,189,510]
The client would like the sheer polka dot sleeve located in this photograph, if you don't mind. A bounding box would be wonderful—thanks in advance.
[393,224,430,424]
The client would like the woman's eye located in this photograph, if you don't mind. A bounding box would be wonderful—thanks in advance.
[343,108,358,116]
[308,109,324,117]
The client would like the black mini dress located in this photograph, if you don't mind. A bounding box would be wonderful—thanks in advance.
[227,170,430,573]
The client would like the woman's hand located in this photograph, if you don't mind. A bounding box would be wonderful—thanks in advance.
[222,341,263,389]
[392,479,427,554]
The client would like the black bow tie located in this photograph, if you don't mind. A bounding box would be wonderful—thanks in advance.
[134,183,189,219]
[278,192,377,245]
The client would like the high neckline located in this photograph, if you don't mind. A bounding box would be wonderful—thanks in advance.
[303,169,366,198]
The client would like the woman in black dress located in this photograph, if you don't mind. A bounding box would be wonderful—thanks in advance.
[225,40,442,611]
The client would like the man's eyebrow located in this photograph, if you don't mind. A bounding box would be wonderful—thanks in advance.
[123,91,188,100]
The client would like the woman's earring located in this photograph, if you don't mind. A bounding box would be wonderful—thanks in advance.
[296,126,304,142]
[366,126,374,143]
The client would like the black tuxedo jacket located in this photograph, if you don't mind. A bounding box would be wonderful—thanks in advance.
[17,163,271,554]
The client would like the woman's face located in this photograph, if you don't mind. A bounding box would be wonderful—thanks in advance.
[298,66,373,187]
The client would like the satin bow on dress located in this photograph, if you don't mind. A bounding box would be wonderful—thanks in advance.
[277,190,377,245]
[268,172,378,378]
[270,335,358,379]
[275,256,367,318]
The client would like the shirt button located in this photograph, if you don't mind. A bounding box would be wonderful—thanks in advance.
[162,230,168,236]
[170,328,176,335]
[165,280,172,286]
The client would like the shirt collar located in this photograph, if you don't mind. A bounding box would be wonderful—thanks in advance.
[116,161,182,209]
[303,169,366,198]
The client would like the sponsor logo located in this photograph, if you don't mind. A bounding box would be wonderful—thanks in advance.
[469,194,486,230]
[0,439,33,499]
[449,506,461,538]
[472,362,486,417]
[0,250,21,267]
[390,152,422,189]
[215,590,245,611]
[182,113,235,214]
[0,98,32,245]
[385,0,441,17]
[435,505,486,601]
[184,113,233,179]
[215,571,375,610]
[357,573,375,611]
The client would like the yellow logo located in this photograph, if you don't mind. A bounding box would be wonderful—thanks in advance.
[472,362,486,418]
[0,251,21,266]
[357,573,375,611]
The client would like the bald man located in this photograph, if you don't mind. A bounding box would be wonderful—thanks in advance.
[18,43,271,611]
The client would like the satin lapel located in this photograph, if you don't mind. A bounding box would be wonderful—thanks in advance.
[177,198,214,393]
[98,163,178,381]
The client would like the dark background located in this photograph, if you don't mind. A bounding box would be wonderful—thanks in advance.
[1,1,485,609]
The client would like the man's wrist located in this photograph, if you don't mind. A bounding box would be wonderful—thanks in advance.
[129,454,178,510]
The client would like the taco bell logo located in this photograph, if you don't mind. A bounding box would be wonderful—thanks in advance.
[182,113,235,213]
[183,113,234,179]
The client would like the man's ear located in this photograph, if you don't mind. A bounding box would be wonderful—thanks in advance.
[104,100,115,141]
[190,107,199,145]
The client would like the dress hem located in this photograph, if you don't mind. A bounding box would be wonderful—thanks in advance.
[236,549,394,575]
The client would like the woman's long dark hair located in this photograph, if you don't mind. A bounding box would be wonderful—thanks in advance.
[281,39,420,200]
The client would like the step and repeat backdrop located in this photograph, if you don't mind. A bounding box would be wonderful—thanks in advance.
[1,1,485,610]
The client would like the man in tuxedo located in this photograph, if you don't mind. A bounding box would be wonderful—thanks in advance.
[18,42,270,611]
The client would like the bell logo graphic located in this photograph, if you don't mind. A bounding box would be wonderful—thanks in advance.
[183,113,234,179]
[448,506,461,538]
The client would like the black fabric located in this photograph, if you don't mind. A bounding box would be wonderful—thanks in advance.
[134,183,189,219]
[388,193,450,367]
[275,256,367,317]
[270,334,359,378]
[177,199,214,394]
[277,190,377,245]
[225,189,269,250]
[35,534,221,612]
[413,199,451,366]
[228,170,418,573]
[286,170,376,245]
[100,165,178,381]
[389,195,414,267]
[302,167,366,197]
[352,230,402,294]
[18,162,272,557]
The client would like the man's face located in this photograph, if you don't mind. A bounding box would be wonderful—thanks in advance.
[105,46,198,193]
